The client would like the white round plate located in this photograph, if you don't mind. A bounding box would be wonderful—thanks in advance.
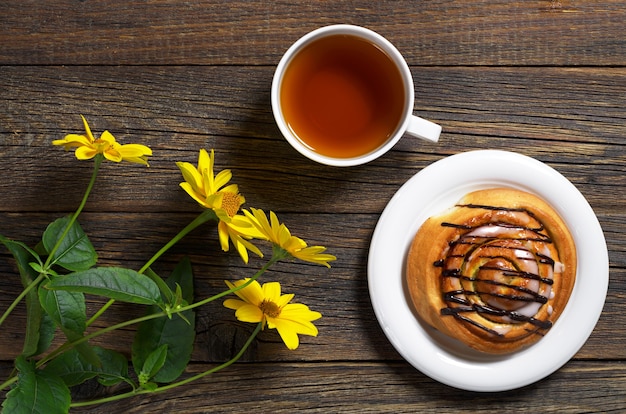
[367,150,608,392]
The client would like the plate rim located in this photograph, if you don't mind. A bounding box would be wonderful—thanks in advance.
[367,149,609,392]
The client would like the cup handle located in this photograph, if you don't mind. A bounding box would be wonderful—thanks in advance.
[406,115,442,143]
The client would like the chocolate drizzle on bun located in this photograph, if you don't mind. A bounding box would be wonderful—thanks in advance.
[406,188,577,354]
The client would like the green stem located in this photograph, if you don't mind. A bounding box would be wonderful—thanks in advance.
[70,322,263,408]
[0,156,102,329]
[0,374,17,391]
[188,253,281,310]
[86,298,115,327]
[0,273,45,327]
[35,252,280,369]
[43,155,103,270]
[0,248,282,392]
[86,210,216,327]
[0,157,102,390]
[138,209,216,274]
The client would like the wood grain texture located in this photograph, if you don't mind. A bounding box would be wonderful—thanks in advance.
[1,361,623,413]
[1,0,625,412]
[1,66,624,215]
[1,210,624,362]
[0,1,624,65]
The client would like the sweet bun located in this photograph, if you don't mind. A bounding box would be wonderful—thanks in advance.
[406,188,577,354]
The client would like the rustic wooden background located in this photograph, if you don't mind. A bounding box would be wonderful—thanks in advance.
[1,1,625,412]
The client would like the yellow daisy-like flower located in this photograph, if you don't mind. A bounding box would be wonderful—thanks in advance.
[223,279,321,350]
[52,115,152,166]
[217,214,263,264]
[176,149,263,263]
[243,208,337,268]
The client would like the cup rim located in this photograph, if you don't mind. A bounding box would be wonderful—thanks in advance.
[271,24,415,167]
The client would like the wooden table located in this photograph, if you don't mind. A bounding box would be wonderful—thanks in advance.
[1,1,625,412]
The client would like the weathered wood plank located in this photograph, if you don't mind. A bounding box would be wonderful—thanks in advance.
[1,211,623,361]
[1,360,623,413]
[1,0,624,411]
[1,66,624,215]
[0,1,624,66]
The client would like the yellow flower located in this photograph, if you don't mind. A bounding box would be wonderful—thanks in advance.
[243,208,336,268]
[223,279,321,350]
[217,214,263,264]
[176,149,263,263]
[52,115,152,165]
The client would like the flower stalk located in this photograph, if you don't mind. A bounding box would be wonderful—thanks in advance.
[138,209,217,274]
[0,154,102,329]
[43,154,103,271]
[0,120,336,412]
[0,273,45,328]
[69,322,263,408]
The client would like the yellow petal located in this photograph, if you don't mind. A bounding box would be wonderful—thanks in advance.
[202,165,214,197]
[104,149,123,163]
[275,325,300,350]
[229,215,265,239]
[80,115,95,142]
[177,161,204,194]
[214,169,233,190]
[235,304,264,323]
[214,205,232,224]
[116,144,152,166]
[282,234,307,253]
[223,298,246,310]
[99,130,118,146]
[118,143,152,158]
[262,282,281,302]
[231,235,250,263]
[122,156,150,166]
[270,315,319,337]
[269,317,319,350]
[275,293,295,308]
[225,279,263,306]
[281,303,322,323]
[270,211,283,240]
[179,182,208,208]
[55,134,91,147]
[205,193,223,211]
[197,149,211,178]
[243,208,276,243]
[292,246,337,268]
[217,221,231,252]
[75,146,97,160]
[230,233,264,263]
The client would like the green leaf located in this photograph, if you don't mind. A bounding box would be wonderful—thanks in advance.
[172,257,194,304]
[39,283,86,334]
[132,258,195,383]
[96,348,131,387]
[29,261,45,274]
[139,344,168,385]
[2,356,71,414]
[133,307,195,383]
[0,235,42,268]
[39,282,87,335]
[42,216,97,272]
[34,312,56,357]
[39,283,100,367]
[43,346,130,388]
[46,267,162,305]
[0,235,44,358]
[144,267,175,304]
[142,382,158,391]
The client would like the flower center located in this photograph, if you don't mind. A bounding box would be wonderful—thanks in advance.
[259,300,281,318]
[220,192,242,217]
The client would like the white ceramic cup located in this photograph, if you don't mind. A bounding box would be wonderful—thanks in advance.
[271,24,441,167]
